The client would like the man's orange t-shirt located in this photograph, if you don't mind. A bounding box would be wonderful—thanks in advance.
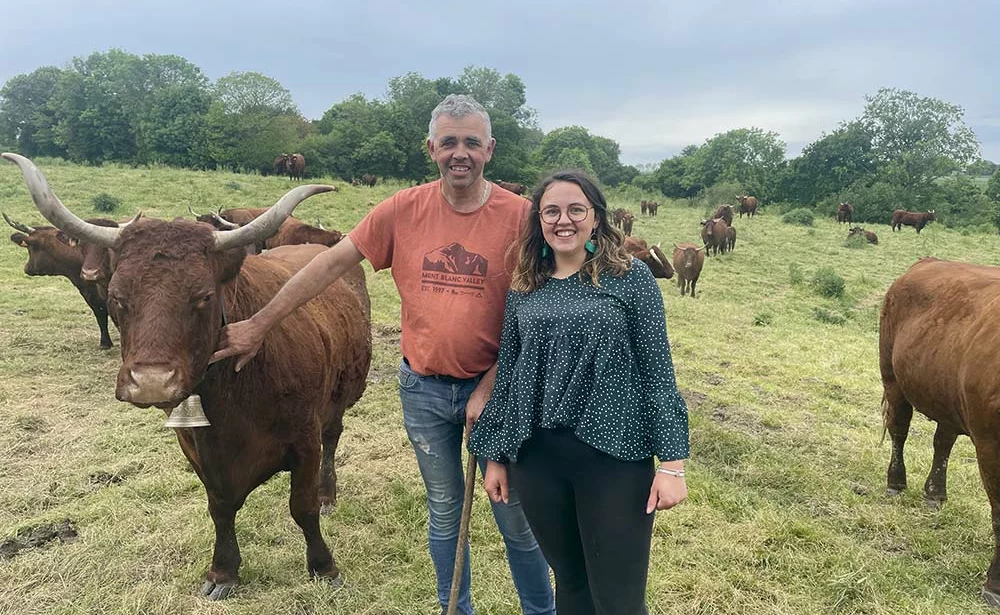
[350,180,529,379]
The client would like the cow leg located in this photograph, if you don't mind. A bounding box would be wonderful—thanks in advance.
[290,449,340,584]
[883,385,913,496]
[94,307,113,349]
[973,439,1000,604]
[202,494,242,600]
[923,425,958,509]
[690,279,698,298]
[319,412,345,514]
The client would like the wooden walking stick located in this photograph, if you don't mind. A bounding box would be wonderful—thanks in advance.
[446,450,478,615]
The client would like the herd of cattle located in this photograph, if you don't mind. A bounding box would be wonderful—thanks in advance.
[6,153,1000,607]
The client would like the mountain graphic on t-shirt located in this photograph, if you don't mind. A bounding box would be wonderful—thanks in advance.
[423,243,488,276]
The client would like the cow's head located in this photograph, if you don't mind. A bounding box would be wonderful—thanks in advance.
[6,213,82,277]
[3,152,333,409]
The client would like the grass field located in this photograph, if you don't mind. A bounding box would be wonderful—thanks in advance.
[1,159,1000,614]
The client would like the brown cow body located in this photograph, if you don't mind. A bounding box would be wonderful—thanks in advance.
[4,154,369,599]
[880,258,1000,605]
[712,204,734,226]
[672,243,705,297]
[624,237,673,279]
[273,155,288,177]
[837,202,855,224]
[891,209,936,233]
[848,226,878,244]
[700,217,730,256]
[495,180,526,195]
[736,195,758,218]
[621,212,635,237]
[640,200,648,216]
[360,173,377,187]
[287,153,305,181]
[7,215,118,348]
[647,201,659,216]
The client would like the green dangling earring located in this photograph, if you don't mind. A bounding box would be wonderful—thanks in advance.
[541,243,551,257]
[584,239,596,254]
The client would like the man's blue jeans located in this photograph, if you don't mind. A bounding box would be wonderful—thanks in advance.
[398,359,555,615]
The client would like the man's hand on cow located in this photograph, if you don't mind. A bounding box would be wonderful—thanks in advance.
[210,319,266,372]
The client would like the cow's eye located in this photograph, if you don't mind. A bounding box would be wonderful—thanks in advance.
[110,295,127,313]
[194,292,214,308]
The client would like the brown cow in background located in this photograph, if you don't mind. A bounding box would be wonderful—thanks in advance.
[672,243,705,297]
[193,207,344,252]
[624,237,673,279]
[880,257,1000,606]
[360,174,377,187]
[640,200,648,216]
[891,209,936,233]
[612,208,628,228]
[736,195,758,218]
[495,180,526,195]
[848,226,878,244]
[287,154,305,181]
[837,202,855,224]
[712,204,734,226]
[273,155,288,177]
[700,217,730,256]
[726,225,736,252]
[647,201,659,216]
[621,212,635,237]
[5,153,370,600]
[6,213,124,349]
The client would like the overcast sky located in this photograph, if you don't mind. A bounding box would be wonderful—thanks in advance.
[2,1,997,166]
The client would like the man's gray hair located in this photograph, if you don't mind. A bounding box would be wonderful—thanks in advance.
[428,94,492,142]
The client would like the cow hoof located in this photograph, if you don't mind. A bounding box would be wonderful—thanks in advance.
[317,572,344,589]
[924,497,944,511]
[100,343,113,350]
[981,587,1000,608]
[886,487,903,497]
[201,580,236,600]
[319,501,336,516]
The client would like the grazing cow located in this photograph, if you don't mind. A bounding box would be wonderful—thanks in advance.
[4,152,371,599]
[640,200,648,216]
[712,204,734,227]
[624,237,673,279]
[494,180,527,195]
[672,243,705,297]
[287,154,306,181]
[621,212,635,237]
[700,217,730,256]
[726,225,736,252]
[193,207,344,252]
[273,155,288,177]
[891,209,936,233]
[879,257,1000,606]
[360,173,377,187]
[837,202,855,224]
[736,195,758,219]
[6,213,120,349]
[848,226,878,244]
[647,201,659,217]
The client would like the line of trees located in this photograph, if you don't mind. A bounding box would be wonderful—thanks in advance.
[2,50,999,229]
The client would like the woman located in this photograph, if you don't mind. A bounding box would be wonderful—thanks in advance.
[469,170,689,614]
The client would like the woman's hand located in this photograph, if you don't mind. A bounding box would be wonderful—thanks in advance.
[646,469,687,514]
[483,460,509,504]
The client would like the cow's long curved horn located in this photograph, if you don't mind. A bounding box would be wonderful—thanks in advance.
[2,153,120,247]
[212,185,334,252]
[649,247,664,268]
[3,212,35,234]
[187,205,202,218]
[117,212,142,229]
[210,212,240,230]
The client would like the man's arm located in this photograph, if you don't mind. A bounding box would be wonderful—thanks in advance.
[210,237,366,371]
[465,362,498,432]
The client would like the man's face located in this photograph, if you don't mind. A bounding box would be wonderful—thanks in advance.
[427,114,495,190]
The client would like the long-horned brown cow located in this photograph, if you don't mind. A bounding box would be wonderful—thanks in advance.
[736,195,758,219]
[672,243,705,297]
[890,209,936,233]
[287,153,306,181]
[3,153,372,600]
[6,213,121,349]
[880,257,1000,606]
[192,207,344,251]
[624,237,673,279]
[837,202,854,224]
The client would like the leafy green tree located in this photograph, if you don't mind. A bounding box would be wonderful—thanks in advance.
[861,87,980,197]
[456,66,537,128]
[533,126,632,186]
[779,121,877,205]
[352,131,407,179]
[0,66,66,157]
[686,127,786,201]
[987,168,1000,203]
[967,159,998,176]
[213,71,298,116]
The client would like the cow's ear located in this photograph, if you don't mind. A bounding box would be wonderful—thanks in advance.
[55,231,79,247]
[10,232,28,247]
[211,247,247,284]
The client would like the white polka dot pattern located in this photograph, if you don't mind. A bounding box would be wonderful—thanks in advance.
[469,259,690,463]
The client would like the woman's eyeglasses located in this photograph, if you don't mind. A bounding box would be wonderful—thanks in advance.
[539,204,592,223]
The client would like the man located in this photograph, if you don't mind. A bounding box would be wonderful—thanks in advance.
[210,95,555,615]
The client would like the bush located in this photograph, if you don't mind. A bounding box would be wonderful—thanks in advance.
[91,193,121,214]
[812,306,848,325]
[753,312,773,326]
[782,208,814,226]
[224,181,242,191]
[810,267,845,298]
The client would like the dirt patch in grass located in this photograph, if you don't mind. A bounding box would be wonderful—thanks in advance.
[0,519,78,559]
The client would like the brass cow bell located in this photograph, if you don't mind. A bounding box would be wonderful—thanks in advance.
[164,394,211,428]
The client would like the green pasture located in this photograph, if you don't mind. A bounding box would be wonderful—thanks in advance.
[1,160,998,614]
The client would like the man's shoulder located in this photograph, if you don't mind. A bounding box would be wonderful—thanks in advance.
[392,180,441,204]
